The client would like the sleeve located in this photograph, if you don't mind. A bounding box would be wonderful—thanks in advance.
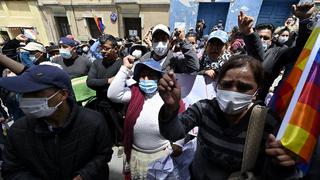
[90,41,103,60]
[172,40,200,73]
[76,114,113,179]
[19,52,34,68]
[1,129,41,180]
[107,65,132,103]
[86,61,108,91]
[86,58,92,73]
[243,32,265,62]
[158,101,202,142]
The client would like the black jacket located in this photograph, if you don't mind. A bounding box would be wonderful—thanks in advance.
[244,19,312,101]
[1,101,113,180]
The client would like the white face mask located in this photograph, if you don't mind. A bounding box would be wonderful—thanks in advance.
[152,41,169,56]
[278,36,289,45]
[262,41,269,51]
[131,49,142,59]
[216,89,255,115]
[19,91,63,119]
[82,46,89,53]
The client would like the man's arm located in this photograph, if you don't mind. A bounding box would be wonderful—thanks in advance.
[86,61,108,91]
[0,55,26,75]
[173,40,200,73]
[89,41,103,60]
[238,11,264,62]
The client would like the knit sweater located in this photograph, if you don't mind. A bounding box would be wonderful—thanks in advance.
[52,55,92,79]
[86,59,122,100]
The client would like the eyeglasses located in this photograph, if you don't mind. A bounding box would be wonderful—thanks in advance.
[259,35,271,41]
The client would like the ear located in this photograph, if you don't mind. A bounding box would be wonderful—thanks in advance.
[59,89,69,101]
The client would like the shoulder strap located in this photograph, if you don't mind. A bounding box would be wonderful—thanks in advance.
[241,105,269,173]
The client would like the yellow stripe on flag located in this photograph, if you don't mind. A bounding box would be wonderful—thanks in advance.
[281,124,309,154]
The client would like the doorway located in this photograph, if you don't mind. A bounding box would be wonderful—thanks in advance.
[124,18,141,39]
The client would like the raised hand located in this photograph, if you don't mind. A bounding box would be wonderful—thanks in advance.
[122,55,135,70]
[293,3,316,20]
[15,34,28,42]
[158,71,181,112]
[238,11,254,35]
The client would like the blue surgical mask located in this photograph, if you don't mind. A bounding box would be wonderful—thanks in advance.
[29,55,37,62]
[139,80,158,94]
[59,48,72,59]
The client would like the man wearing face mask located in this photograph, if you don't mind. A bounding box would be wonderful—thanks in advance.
[19,42,48,68]
[198,30,232,79]
[239,3,315,102]
[0,65,113,180]
[129,44,148,60]
[52,37,92,79]
[139,24,199,73]
[274,27,291,47]
[86,34,124,145]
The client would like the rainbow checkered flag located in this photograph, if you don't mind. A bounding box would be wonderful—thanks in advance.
[94,16,105,34]
[272,20,320,163]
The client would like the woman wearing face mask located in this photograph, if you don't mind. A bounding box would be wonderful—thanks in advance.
[107,57,184,180]
[157,55,298,180]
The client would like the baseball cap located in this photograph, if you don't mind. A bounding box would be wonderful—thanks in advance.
[59,37,78,47]
[0,65,73,94]
[208,30,229,44]
[133,59,163,81]
[152,24,170,37]
[21,42,46,53]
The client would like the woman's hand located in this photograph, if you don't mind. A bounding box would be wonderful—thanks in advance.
[158,71,181,113]
[265,134,296,167]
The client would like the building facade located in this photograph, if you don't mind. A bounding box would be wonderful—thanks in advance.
[170,0,314,34]
[37,0,170,43]
[0,0,51,45]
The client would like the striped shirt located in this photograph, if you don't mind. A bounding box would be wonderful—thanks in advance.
[159,99,290,179]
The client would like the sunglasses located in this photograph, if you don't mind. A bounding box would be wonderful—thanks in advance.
[259,35,271,41]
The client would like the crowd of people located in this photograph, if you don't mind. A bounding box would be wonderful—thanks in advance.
[0,2,318,180]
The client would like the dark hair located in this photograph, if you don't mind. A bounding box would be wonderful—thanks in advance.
[217,55,264,88]
[186,31,197,38]
[99,34,117,47]
[278,26,290,35]
[255,23,275,33]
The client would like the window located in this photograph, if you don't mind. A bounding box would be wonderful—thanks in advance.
[55,17,71,37]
